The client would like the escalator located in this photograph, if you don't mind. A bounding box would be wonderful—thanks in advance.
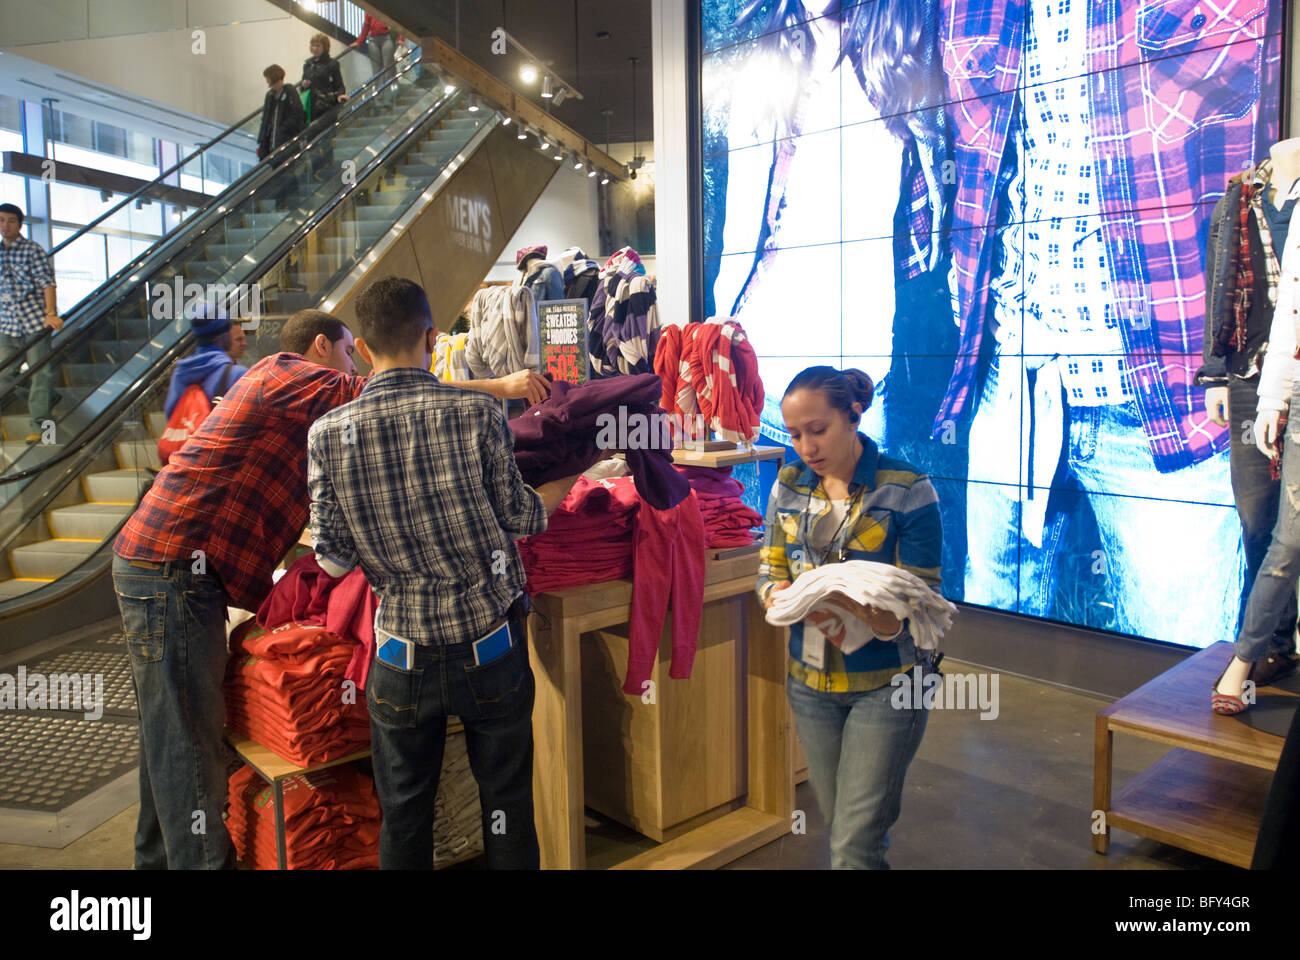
[0,51,566,642]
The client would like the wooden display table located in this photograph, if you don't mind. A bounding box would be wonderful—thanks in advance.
[671,443,786,468]
[1093,641,1293,867]
[528,551,794,869]
[225,733,373,871]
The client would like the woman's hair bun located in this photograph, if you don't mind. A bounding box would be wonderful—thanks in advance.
[842,368,875,411]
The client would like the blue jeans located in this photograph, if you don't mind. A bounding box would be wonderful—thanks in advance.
[965,355,1242,644]
[0,330,53,434]
[112,553,235,870]
[786,670,929,869]
[366,616,539,869]
[1228,375,1296,648]
[1235,387,1300,662]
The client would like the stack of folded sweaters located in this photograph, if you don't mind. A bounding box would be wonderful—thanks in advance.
[226,763,380,870]
[676,465,764,548]
[516,475,639,593]
[224,619,370,766]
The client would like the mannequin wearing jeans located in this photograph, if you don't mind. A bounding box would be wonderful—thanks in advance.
[1216,139,1300,713]
[759,366,941,868]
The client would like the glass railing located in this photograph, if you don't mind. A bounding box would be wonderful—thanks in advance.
[0,84,502,606]
[0,74,495,532]
[0,47,377,385]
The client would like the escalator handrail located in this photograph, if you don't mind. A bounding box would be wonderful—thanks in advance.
[0,51,424,391]
[0,87,472,490]
[0,48,413,384]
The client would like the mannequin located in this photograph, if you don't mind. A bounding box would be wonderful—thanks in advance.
[514,244,564,303]
[1210,138,1300,712]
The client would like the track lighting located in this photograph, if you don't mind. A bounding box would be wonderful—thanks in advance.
[501,114,511,126]
[553,88,568,107]
[574,155,584,170]
[468,93,479,112]
[517,124,529,140]
[541,75,553,99]
[588,168,597,178]
[600,176,610,185]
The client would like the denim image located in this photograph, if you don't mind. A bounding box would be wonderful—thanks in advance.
[1227,375,1297,644]
[1235,386,1300,662]
[964,354,1243,643]
[0,331,53,434]
[366,616,538,869]
[112,553,235,870]
[787,668,928,870]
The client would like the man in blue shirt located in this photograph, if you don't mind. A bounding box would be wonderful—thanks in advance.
[0,203,62,443]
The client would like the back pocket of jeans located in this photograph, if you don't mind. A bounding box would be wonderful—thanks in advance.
[117,591,166,663]
[366,658,420,728]
[463,643,529,720]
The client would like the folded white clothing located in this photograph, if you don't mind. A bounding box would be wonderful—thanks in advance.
[764,561,956,653]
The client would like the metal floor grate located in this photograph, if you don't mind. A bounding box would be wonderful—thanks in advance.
[0,714,137,810]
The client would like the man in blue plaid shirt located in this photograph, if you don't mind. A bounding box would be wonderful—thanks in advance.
[0,203,62,443]
[307,276,588,869]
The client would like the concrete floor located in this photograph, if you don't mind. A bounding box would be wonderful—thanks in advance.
[0,661,1236,870]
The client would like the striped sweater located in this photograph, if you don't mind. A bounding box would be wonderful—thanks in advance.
[757,436,943,692]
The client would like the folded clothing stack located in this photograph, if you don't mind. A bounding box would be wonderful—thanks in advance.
[224,620,370,766]
[516,475,639,593]
[676,465,764,548]
[226,763,380,870]
[258,552,379,690]
[764,560,957,653]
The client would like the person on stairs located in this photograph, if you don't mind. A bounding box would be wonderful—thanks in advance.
[1215,138,1300,715]
[163,307,249,420]
[0,202,62,444]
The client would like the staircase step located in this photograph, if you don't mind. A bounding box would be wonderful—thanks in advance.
[47,503,132,540]
[10,540,99,579]
[116,317,152,340]
[83,469,150,504]
[115,439,162,471]
[0,579,50,600]
[1,416,33,440]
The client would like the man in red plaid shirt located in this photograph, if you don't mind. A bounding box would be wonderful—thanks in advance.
[112,308,549,869]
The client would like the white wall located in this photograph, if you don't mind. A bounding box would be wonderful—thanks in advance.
[650,0,688,324]
[3,3,334,128]
[485,163,602,282]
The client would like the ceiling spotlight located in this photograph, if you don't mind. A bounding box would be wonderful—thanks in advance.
[517,124,528,140]
[444,82,456,94]
[520,63,538,84]
[541,75,553,98]
[554,150,564,161]
[574,157,584,170]
[539,132,550,150]
[553,88,568,106]
[588,169,597,178]
[501,114,511,126]
[600,176,610,185]
[468,93,479,111]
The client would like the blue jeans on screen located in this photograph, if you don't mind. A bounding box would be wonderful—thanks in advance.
[964,356,1243,646]
[787,670,929,870]
[366,616,539,869]
[112,554,235,870]
[1235,386,1300,663]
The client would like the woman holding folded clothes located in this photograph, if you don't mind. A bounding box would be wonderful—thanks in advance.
[757,366,943,869]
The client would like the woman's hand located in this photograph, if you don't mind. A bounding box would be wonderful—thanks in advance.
[823,592,902,638]
[763,580,791,610]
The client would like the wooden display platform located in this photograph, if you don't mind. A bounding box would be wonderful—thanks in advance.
[528,552,794,869]
[671,444,786,468]
[1093,641,1293,867]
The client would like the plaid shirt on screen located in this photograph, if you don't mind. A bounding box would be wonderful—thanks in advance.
[114,353,366,611]
[307,367,547,645]
[0,234,56,337]
[933,0,1283,472]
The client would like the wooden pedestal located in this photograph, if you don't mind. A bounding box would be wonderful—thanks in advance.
[528,551,794,869]
[1093,641,1293,868]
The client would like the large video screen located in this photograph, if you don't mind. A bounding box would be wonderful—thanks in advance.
[700,0,1285,646]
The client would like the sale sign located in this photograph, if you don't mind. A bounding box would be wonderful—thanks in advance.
[538,299,590,385]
